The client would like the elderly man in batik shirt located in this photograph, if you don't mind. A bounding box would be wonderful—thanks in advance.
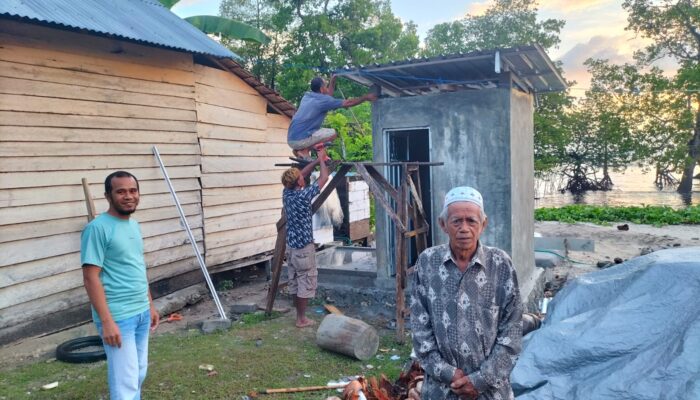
[410,186,523,400]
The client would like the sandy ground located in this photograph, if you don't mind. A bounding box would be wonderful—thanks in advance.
[534,221,700,288]
[536,221,699,263]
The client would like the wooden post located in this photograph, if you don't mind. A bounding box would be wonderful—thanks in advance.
[265,213,287,314]
[81,178,97,222]
[408,168,428,255]
[395,164,410,343]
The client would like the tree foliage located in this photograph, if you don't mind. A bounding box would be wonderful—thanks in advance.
[422,0,564,56]
[623,0,700,193]
[220,0,419,103]
[160,0,269,43]
[423,0,572,180]
[218,0,418,161]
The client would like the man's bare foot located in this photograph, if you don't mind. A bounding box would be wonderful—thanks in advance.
[295,318,316,328]
[293,149,312,159]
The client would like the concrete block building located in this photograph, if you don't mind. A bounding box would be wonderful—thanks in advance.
[337,47,566,301]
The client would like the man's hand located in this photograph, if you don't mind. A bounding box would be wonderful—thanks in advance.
[316,146,330,162]
[365,93,378,102]
[407,388,421,400]
[101,319,122,348]
[451,369,479,400]
[150,305,160,332]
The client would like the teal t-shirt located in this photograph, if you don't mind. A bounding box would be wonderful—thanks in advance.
[81,213,150,323]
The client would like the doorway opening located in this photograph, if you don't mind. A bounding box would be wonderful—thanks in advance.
[385,128,432,274]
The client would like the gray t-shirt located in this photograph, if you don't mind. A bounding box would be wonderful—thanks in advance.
[287,91,344,141]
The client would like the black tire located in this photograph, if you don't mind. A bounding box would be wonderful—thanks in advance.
[56,335,106,363]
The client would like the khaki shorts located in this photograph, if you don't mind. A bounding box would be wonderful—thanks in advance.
[288,128,337,150]
[286,243,317,298]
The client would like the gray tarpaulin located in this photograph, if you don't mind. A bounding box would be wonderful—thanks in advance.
[512,247,700,400]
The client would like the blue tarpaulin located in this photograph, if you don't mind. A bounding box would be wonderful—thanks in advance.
[512,247,700,400]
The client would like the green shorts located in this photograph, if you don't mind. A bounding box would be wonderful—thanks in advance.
[286,243,317,298]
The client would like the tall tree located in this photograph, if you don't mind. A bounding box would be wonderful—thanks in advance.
[589,59,692,188]
[570,60,639,190]
[623,0,700,193]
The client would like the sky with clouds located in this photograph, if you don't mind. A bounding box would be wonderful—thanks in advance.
[172,0,676,93]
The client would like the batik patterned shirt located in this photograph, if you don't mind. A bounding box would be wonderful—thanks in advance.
[410,242,523,400]
[283,182,320,249]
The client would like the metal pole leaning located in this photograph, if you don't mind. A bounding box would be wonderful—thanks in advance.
[152,146,228,321]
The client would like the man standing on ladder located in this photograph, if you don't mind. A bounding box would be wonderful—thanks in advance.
[280,148,330,328]
[287,75,377,161]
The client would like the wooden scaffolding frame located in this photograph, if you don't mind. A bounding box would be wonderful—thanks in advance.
[265,161,443,342]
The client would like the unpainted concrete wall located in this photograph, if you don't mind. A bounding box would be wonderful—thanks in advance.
[509,89,537,298]
[371,88,535,297]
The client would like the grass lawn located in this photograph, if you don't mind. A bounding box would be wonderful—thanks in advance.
[0,311,412,399]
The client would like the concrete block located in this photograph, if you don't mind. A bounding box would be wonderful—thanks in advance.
[349,181,368,191]
[230,302,258,314]
[153,284,208,316]
[201,319,232,334]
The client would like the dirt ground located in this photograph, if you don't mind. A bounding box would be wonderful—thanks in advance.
[533,221,700,299]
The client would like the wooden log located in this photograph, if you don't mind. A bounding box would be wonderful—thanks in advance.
[316,314,379,361]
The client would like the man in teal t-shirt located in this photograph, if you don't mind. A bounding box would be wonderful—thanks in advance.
[81,171,159,400]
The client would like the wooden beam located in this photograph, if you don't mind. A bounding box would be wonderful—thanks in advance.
[340,161,443,167]
[395,164,410,343]
[265,213,287,315]
[365,165,400,203]
[354,163,406,232]
[403,225,429,238]
[407,172,426,220]
[410,170,429,255]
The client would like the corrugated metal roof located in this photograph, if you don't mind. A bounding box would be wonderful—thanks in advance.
[0,0,239,59]
[335,45,567,97]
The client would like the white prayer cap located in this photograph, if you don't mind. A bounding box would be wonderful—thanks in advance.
[443,186,483,212]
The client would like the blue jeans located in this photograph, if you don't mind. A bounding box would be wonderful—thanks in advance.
[95,309,150,400]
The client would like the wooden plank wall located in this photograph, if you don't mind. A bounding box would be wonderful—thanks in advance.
[194,64,289,267]
[0,21,203,342]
